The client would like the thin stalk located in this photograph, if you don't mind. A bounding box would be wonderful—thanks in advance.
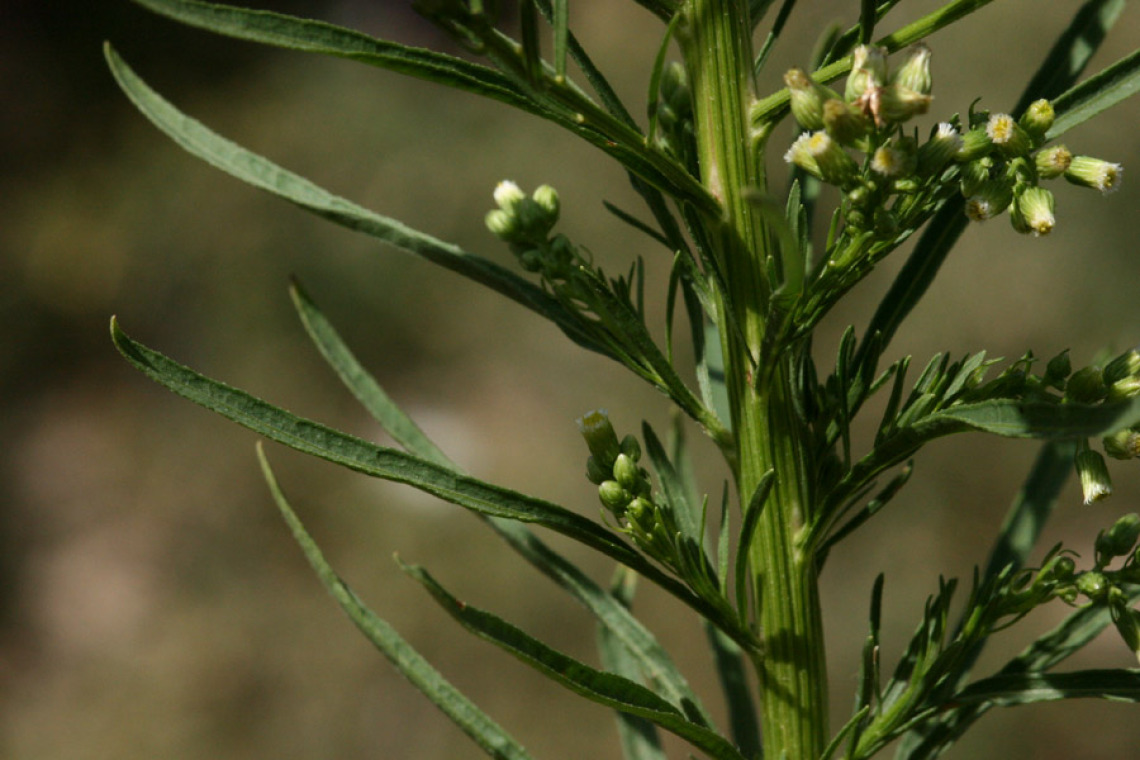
[677,2,828,759]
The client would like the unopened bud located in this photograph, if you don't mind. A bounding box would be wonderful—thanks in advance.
[1034,145,1072,179]
[846,44,888,101]
[1107,376,1140,403]
[1111,603,1140,664]
[1009,186,1055,236]
[598,480,631,513]
[1066,366,1107,403]
[1019,99,1055,143]
[986,113,1032,157]
[891,43,933,95]
[1098,513,1140,561]
[613,453,641,492]
[532,185,560,220]
[1045,350,1072,387]
[785,68,837,130]
[1065,156,1124,195]
[877,83,932,124]
[1077,570,1109,600]
[822,98,870,146]
[956,128,994,162]
[1076,449,1113,505]
[917,122,963,174]
[485,208,519,240]
[1104,350,1140,385]
[1104,428,1140,460]
[586,455,609,485]
[577,410,622,468]
[619,434,641,462]
[965,180,1013,221]
[493,180,526,210]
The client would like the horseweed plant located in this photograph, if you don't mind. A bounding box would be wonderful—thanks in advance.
[108,1,1140,758]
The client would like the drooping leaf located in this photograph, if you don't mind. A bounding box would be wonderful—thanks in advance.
[401,562,747,760]
[104,44,606,358]
[704,624,762,759]
[256,447,535,760]
[951,668,1140,706]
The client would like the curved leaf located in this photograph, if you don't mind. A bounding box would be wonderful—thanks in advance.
[934,396,1140,439]
[952,668,1140,707]
[289,283,716,720]
[111,317,642,569]
[104,43,606,356]
[402,561,747,760]
[257,448,535,760]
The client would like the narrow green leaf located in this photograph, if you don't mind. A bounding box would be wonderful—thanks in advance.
[704,624,762,759]
[112,318,646,571]
[256,448,535,760]
[935,396,1140,439]
[858,0,877,44]
[952,669,1140,706]
[128,0,539,111]
[1050,47,1140,139]
[104,44,605,358]
[290,280,451,468]
[519,0,542,83]
[752,0,798,75]
[402,562,747,760]
[598,569,668,760]
[734,470,774,618]
[643,421,700,543]
[1020,0,1126,111]
[603,201,672,249]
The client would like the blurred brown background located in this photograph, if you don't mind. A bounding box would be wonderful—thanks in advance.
[2,1,1139,758]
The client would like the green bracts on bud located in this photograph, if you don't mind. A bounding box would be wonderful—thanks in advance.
[1107,376,1140,403]
[1097,513,1140,563]
[1009,185,1055,236]
[1111,604,1140,664]
[1104,428,1140,460]
[1019,99,1054,143]
[877,83,932,125]
[822,99,870,146]
[613,453,641,492]
[1066,366,1107,403]
[532,185,560,220]
[1065,156,1124,195]
[986,113,1032,158]
[598,480,631,513]
[785,68,838,131]
[619,434,642,462]
[1076,448,1113,505]
[845,44,888,101]
[577,410,622,468]
[891,43,932,95]
[1045,350,1072,387]
[1104,350,1140,385]
[956,128,993,162]
[1077,570,1110,600]
[965,180,1013,222]
[917,123,963,175]
[1035,145,1072,179]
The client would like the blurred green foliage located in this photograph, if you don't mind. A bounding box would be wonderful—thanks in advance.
[2,2,1139,758]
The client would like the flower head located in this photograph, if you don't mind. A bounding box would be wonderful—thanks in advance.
[1065,156,1124,194]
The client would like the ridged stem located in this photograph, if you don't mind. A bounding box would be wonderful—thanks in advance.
[678,2,828,758]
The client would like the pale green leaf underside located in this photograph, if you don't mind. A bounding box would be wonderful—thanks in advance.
[257,448,535,760]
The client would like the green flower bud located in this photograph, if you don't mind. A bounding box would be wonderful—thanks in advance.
[532,184,560,221]
[517,248,544,272]
[658,62,691,115]
[890,43,932,95]
[1034,144,1073,179]
[805,131,860,185]
[493,179,526,210]
[1104,350,1140,385]
[1050,554,1077,582]
[784,68,838,131]
[1107,376,1140,403]
[965,180,1014,222]
[613,453,641,492]
[917,122,963,175]
[485,208,519,240]
[598,480,631,513]
[577,410,622,468]
[845,44,888,101]
[1045,350,1072,387]
[822,98,870,146]
[877,83,932,125]
[1076,449,1113,505]
[956,128,994,162]
[1111,603,1140,663]
[986,113,1032,158]
[1009,185,1055,236]
[1065,156,1124,195]
[1019,99,1054,143]
[1103,428,1140,460]
[1076,570,1109,600]
[959,157,993,197]
[784,132,822,179]
[870,138,917,178]
[619,434,641,462]
[1066,366,1107,403]
[1098,513,1140,562]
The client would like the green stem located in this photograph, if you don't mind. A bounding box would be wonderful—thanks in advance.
[678,2,828,758]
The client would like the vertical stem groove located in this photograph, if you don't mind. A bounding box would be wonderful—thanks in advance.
[678,2,828,758]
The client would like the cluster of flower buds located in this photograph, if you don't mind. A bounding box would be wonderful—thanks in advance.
[782,44,1123,238]
[485,180,588,290]
[577,410,681,568]
[655,62,696,168]
[1051,347,1140,503]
